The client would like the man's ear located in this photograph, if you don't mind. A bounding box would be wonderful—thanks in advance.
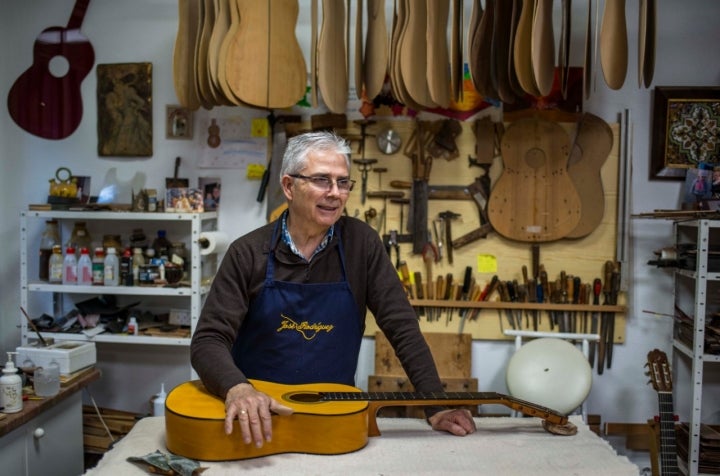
[281,175,294,200]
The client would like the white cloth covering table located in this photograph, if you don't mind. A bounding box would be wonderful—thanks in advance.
[85,415,639,476]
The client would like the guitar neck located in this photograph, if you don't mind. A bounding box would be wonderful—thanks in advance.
[321,390,567,425]
[67,0,91,30]
[658,391,678,475]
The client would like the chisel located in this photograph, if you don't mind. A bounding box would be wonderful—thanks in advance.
[458,266,473,333]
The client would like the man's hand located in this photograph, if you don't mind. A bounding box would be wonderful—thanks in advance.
[224,382,293,447]
[428,408,477,436]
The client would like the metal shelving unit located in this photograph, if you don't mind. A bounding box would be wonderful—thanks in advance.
[19,209,218,374]
[673,219,720,476]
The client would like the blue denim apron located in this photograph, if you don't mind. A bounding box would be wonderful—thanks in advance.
[231,223,362,385]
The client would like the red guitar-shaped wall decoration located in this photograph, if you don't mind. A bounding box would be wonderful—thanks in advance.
[7,0,94,140]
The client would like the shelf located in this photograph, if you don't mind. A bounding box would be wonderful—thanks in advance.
[25,282,209,296]
[36,332,190,347]
[673,340,720,363]
[409,299,625,313]
[20,208,218,379]
[676,268,720,281]
[22,210,218,221]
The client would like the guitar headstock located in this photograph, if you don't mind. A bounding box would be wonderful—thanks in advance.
[646,349,673,392]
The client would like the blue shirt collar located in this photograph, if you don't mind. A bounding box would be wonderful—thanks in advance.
[280,210,334,262]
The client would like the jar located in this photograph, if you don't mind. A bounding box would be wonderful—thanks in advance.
[129,228,148,249]
[169,241,188,272]
[103,234,122,253]
[65,221,92,256]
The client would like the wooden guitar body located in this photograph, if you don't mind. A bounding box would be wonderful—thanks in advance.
[566,113,614,238]
[166,379,570,462]
[488,117,581,242]
[225,0,306,109]
[7,0,94,139]
[166,380,368,461]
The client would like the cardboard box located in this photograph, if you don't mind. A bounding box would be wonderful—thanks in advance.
[16,341,96,375]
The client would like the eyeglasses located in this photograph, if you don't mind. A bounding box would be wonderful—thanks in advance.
[289,174,356,192]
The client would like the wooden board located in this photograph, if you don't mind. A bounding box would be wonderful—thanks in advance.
[225,0,306,109]
[340,119,623,341]
[488,117,581,242]
[374,331,472,378]
[317,0,348,113]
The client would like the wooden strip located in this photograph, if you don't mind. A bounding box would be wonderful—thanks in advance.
[600,0,628,90]
[318,0,348,112]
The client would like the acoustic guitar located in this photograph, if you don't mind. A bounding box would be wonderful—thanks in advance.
[165,379,569,461]
[646,349,679,476]
[7,0,94,139]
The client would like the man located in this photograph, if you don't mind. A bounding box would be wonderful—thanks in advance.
[191,131,476,449]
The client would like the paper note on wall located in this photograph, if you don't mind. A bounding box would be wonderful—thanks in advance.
[198,116,268,169]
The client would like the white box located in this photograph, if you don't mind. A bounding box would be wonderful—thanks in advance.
[16,341,96,376]
[169,308,191,326]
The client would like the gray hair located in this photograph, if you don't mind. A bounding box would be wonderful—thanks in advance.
[279,131,352,185]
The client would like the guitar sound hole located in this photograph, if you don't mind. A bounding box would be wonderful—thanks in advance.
[287,392,323,403]
[49,56,70,78]
[524,148,545,170]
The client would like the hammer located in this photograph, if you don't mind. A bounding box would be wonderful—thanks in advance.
[437,211,461,264]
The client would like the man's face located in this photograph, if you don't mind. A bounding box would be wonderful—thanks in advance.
[282,149,351,231]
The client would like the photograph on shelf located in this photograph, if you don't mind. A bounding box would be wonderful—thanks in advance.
[199,177,221,211]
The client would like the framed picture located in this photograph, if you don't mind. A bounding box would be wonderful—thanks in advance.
[166,105,193,139]
[199,177,221,211]
[650,86,720,180]
[97,62,153,157]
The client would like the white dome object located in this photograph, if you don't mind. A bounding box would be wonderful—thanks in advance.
[505,337,592,415]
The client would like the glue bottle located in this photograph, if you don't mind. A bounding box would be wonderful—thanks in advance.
[152,383,167,416]
[0,352,23,413]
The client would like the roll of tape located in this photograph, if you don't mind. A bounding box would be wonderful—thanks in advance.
[199,231,230,255]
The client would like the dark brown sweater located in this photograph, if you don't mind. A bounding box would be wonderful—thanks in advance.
[190,215,443,400]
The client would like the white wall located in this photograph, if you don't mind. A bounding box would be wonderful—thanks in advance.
[1,0,719,427]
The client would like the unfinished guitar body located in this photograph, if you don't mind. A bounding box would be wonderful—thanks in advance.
[488,117,581,242]
[225,0,307,109]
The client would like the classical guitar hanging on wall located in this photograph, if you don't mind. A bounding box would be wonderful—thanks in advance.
[7,0,95,140]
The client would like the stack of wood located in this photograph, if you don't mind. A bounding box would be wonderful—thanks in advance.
[369,332,478,418]
[83,406,140,455]
[677,423,720,473]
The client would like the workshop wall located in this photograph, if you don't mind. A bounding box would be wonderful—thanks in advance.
[1,0,719,427]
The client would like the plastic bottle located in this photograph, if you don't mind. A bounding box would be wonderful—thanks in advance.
[91,247,105,285]
[62,246,78,285]
[39,219,60,281]
[132,247,145,283]
[103,247,120,286]
[152,230,173,261]
[120,248,133,286]
[77,247,93,285]
[127,316,138,336]
[0,352,23,413]
[48,245,63,283]
[152,383,167,416]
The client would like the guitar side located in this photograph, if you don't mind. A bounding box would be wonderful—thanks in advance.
[165,380,369,461]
